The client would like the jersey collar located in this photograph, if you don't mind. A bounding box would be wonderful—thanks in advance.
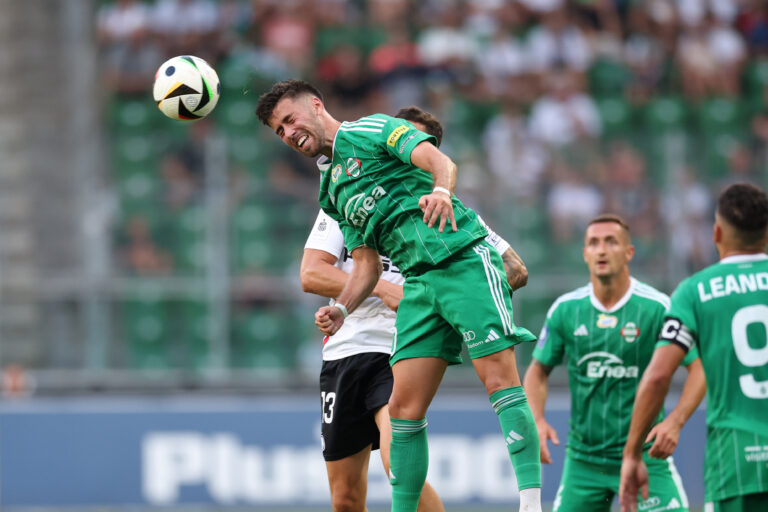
[719,253,768,264]
[589,277,637,313]
[316,155,331,172]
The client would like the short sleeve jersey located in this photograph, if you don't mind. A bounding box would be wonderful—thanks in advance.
[658,255,768,500]
[318,114,487,277]
[533,278,698,464]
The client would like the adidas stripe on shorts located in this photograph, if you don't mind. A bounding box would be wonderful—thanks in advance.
[391,239,536,366]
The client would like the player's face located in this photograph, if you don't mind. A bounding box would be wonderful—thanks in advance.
[583,222,634,278]
[268,95,325,157]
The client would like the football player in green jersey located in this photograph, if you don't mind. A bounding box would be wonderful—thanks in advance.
[257,80,542,512]
[523,214,706,512]
[620,183,768,512]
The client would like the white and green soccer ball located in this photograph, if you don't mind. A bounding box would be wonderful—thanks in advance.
[153,55,220,121]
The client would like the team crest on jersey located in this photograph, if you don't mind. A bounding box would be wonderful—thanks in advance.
[596,313,618,329]
[318,219,327,231]
[331,164,343,183]
[346,158,362,177]
[620,322,640,343]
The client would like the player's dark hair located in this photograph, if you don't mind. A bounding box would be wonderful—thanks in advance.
[395,106,443,147]
[255,80,324,126]
[717,183,768,246]
[588,213,631,240]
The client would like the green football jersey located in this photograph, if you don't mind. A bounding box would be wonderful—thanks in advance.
[659,253,768,501]
[317,114,487,277]
[533,278,698,464]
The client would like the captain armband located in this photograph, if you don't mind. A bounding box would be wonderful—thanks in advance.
[658,317,695,353]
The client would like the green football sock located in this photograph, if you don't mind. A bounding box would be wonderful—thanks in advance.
[389,417,429,512]
[490,386,542,490]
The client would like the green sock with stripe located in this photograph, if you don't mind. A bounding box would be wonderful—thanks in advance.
[390,417,429,512]
[490,386,542,490]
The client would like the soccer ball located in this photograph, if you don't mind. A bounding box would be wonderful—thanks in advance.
[153,55,220,121]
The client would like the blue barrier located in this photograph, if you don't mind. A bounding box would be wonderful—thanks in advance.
[0,394,705,508]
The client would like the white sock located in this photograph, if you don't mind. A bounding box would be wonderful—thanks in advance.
[519,487,542,512]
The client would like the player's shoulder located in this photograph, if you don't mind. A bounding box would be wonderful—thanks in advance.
[547,285,591,318]
[631,278,671,310]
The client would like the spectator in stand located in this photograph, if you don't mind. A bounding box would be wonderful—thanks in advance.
[97,0,151,48]
[663,167,715,273]
[101,22,163,97]
[475,18,529,98]
[119,215,173,275]
[98,0,161,97]
[416,3,479,80]
[677,13,747,99]
[736,0,768,55]
[546,160,603,243]
[482,97,547,201]
[528,70,602,148]
[152,0,221,62]
[602,142,659,255]
[624,6,667,101]
[525,7,593,80]
[717,142,764,192]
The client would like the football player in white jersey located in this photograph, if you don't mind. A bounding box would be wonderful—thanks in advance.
[301,107,529,512]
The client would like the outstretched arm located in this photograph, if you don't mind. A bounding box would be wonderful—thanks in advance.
[301,248,403,310]
[410,141,458,233]
[523,360,560,464]
[314,246,382,335]
[646,357,705,459]
[620,344,685,511]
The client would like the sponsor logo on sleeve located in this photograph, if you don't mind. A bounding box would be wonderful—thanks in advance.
[386,125,409,147]
[398,133,417,153]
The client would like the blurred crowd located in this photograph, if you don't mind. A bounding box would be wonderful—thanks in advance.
[98,0,768,279]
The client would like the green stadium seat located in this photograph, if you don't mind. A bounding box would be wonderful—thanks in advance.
[744,58,768,99]
[216,96,259,134]
[122,294,170,368]
[698,132,743,182]
[172,207,207,273]
[231,203,271,272]
[596,96,633,136]
[108,98,159,133]
[588,59,630,97]
[642,96,689,132]
[180,300,212,369]
[112,134,160,171]
[230,309,296,368]
[694,97,744,135]
[115,168,161,213]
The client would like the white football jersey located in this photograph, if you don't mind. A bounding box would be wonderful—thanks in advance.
[304,209,514,361]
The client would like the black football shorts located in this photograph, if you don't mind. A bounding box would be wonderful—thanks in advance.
[319,352,393,461]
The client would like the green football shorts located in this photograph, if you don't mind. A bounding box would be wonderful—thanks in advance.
[553,454,688,512]
[391,239,536,366]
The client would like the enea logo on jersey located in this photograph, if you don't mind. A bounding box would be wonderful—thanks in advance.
[344,186,387,228]
[331,164,343,183]
[577,351,638,379]
[387,125,409,147]
[345,158,362,177]
[620,322,640,343]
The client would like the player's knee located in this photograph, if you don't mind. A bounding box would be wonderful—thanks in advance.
[330,486,365,512]
[387,395,426,420]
